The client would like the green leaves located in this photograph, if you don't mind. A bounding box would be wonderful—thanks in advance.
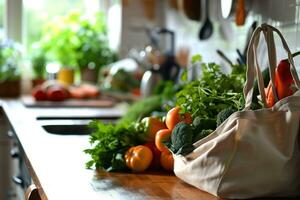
[176,62,245,119]
[84,120,146,170]
[191,54,202,64]
[40,11,115,68]
[0,40,21,81]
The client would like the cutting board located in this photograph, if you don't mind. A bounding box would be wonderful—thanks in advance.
[22,95,116,108]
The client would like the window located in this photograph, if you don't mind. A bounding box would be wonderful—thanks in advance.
[0,0,4,39]
[23,0,101,52]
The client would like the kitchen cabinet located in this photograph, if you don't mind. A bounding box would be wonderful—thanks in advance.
[0,107,24,200]
[0,100,219,200]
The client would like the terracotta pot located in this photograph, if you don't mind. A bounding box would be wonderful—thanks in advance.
[57,68,75,85]
[80,68,99,83]
[0,79,21,97]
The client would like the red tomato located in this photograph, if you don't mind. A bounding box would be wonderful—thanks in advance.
[143,142,162,169]
[46,87,69,101]
[165,106,192,130]
[155,129,172,153]
[160,150,174,171]
[32,86,47,101]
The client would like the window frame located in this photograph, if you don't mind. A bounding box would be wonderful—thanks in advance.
[4,0,22,42]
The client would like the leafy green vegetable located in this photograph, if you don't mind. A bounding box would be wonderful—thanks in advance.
[167,122,194,155]
[193,129,213,143]
[118,95,163,124]
[192,117,216,134]
[167,122,214,156]
[253,68,270,104]
[176,62,245,119]
[216,107,236,127]
[84,120,146,170]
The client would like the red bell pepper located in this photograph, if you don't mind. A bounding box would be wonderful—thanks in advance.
[265,59,295,107]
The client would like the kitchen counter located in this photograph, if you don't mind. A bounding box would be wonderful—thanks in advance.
[0,99,219,200]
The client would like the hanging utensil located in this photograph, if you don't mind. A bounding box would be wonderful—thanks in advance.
[199,0,213,40]
[235,0,245,26]
[216,49,233,67]
[221,0,235,19]
[236,49,246,64]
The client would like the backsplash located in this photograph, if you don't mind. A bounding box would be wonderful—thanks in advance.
[120,0,300,73]
[164,0,300,72]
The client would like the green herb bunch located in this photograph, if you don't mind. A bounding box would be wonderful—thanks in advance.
[176,55,246,119]
[31,43,47,79]
[84,121,147,171]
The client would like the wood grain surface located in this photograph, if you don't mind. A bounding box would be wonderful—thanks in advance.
[1,100,221,200]
[92,170,220,200]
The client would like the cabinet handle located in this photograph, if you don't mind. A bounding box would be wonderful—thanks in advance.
[7,130,14,138]
[10,148,19,158]
[12,175,24,188]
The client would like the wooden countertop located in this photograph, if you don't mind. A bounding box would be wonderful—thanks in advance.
[1,100,220,200]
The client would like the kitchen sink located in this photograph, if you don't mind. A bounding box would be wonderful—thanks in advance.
[42,124,91,135]
[38,118,118,135]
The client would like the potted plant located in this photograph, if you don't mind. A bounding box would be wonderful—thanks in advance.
[31,43,47,87]
[39,11,117,85]
[40,11,81,85]
[0,40,21,97]
[75,13,117,83]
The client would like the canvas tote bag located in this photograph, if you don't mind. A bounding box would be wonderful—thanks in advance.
[173,23,300,199]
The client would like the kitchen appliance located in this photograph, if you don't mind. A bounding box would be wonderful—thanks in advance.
[141,27,180,97]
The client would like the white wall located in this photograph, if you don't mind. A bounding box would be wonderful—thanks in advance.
[120,0,166,58]
[164,0,300,72]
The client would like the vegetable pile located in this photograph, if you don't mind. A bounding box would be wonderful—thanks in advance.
[84,55,250,172]
[84,115,175,172]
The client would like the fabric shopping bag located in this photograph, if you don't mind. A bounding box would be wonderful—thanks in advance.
[173,23,300,199]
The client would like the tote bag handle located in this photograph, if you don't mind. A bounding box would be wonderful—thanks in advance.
[243,23,300,110]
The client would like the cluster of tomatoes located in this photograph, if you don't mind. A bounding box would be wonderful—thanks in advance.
[124,106,192,172]
[32,81,100,101]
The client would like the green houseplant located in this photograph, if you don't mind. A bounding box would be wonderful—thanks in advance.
[0,40,21,97]
[40,11,116,84]
[40,11,81,85]
[75,12,117,83]
[31,43,47,87]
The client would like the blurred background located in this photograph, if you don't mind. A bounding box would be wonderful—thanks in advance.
[0,0,298,96]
